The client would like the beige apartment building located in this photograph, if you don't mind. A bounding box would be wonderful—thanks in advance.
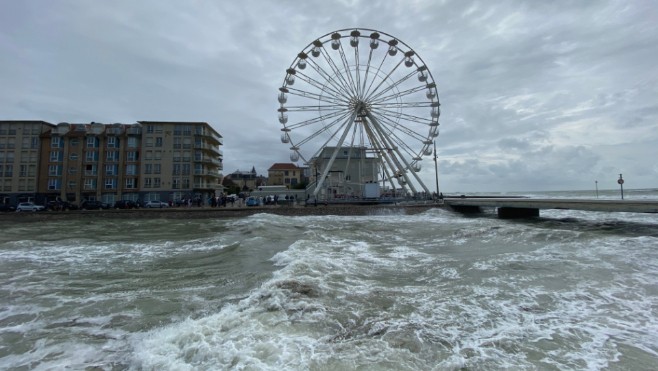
[0,120,223,206]
[267,163,304,187]
[0,120,55,204]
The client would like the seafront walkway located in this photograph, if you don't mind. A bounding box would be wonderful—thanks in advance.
[444,197,658,218]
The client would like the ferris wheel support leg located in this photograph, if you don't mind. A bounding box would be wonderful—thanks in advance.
[362,123,403,194]
[313,112,358,199]
[366,112,424,196]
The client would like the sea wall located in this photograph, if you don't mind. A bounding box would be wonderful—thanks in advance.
[1,204,443,223]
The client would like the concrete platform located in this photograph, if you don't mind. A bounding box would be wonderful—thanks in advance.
[445,198,658,218]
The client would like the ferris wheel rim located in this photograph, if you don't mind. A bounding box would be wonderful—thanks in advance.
[278,28,441,195]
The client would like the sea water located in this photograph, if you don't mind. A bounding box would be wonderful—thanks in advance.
[1,190,657,370]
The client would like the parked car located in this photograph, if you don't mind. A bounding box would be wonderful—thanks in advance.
[16,202,45,212]
[114,200,140,209]
[245,196,260,206]
[0,203,16,212]
[145,200,169,208]
[46,200,78,211]
[80,200,110,210]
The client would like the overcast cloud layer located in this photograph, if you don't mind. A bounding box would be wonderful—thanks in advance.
[1,0,656,192]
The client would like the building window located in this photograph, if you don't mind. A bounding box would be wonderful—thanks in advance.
[154,178,161,187]
[127,151,138,161]
[51,137,61,148]
[48,165,62,176]
[144,164,152,174]
[70,138,79,146]
[172,178,180,189]
[69,166,77,174]
[147,125,154,134]
[155,137,163,147]
[154,164,161,174]
[127,137,138,148]
[85,151,98,162]
[69,153,78,161]
[154,151,162,160]
[85,164,97,176]
[86,137,98,148]
[144,178,152,188]
[183,178,190,189]
[105,164,117,175]
[182,164,190,175]
[173,164,181,175]
[145,138,153,147]
[174,138,182,149]
[84,179,96,190]
[68,180,76,189]
[19,165,27,177]
[50,151,62,162]
[105,178,116,189]
[107,136,116,148]
[125,178,136,189]
[106,151,118,161]
[126,164,137,175]
[48,179,60,190]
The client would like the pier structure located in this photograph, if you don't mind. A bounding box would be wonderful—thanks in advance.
[445,197,658,218]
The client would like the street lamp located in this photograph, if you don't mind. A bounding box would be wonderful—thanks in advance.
[617,174,624,200]
[595,180,598,198]
[433,141,440,201]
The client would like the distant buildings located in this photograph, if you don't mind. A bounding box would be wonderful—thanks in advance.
[223,167,267,192]
[0,120,223,205]
[267,163,305,187]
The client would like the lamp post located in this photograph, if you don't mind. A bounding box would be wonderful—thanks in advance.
[617,174,624,200]
[595,180,598,198]
[433,140,440,202]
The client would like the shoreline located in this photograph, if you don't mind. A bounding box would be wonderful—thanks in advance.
[0,203,444,223]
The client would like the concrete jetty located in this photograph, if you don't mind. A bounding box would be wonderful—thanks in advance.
[445,197,658,218]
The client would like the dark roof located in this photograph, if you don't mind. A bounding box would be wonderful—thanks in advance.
[268,163,300,171]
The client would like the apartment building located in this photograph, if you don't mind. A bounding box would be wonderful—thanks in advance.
[0,120,55,204]
[0,120,223,206]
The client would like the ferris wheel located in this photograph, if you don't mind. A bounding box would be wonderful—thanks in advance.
[278,28,440,198]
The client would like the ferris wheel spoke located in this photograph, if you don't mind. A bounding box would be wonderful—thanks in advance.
[305,55,354,100]
[370,84,427,105]
[286,86,350,106]
[353,43,362,98]
[370,110,429,144]
[371,100,434,109]
[372,107,435,126]
[297,68,352,102]
[366,69,416,102]
[315,44,356,99]
[363,57,406,102]
[359,47,377,100]
[292,110,352,146]
[336,43,359,97]
[285,105,344,112]
[287,109,349,130]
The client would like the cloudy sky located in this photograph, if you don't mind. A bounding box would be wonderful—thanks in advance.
[1,0,656,193]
